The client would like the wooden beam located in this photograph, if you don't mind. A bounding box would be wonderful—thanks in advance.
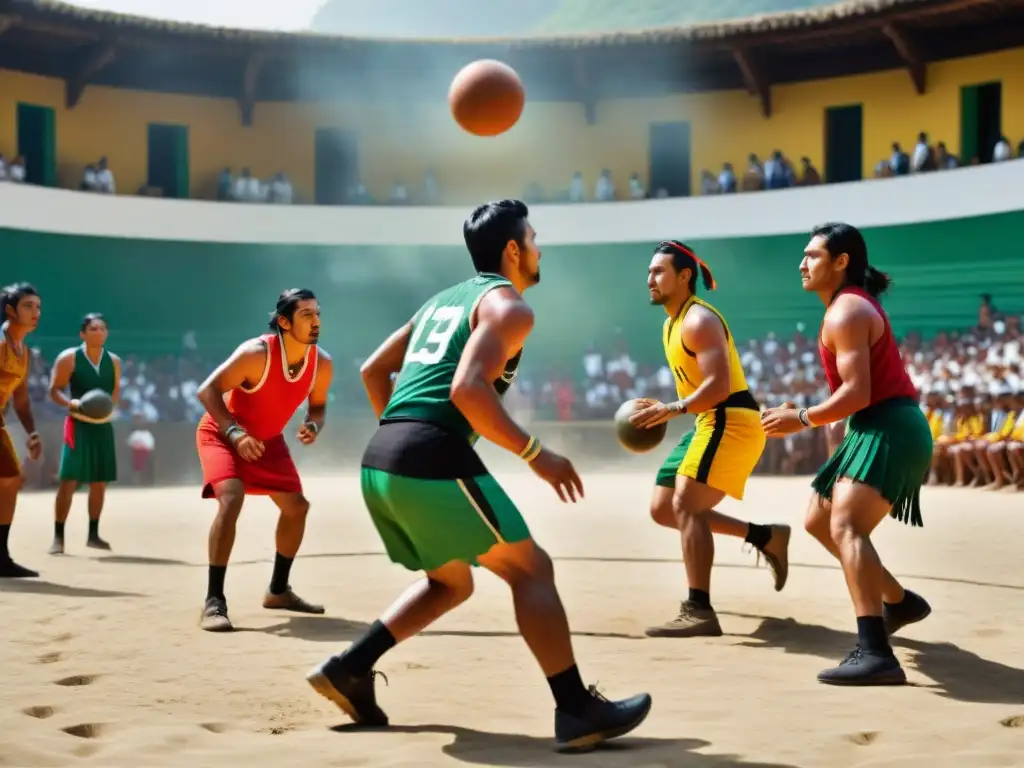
[572,53,597,126]
[732,46,771,118]
[64,40,117,110]
[882,23,927,94]
[239,52,265,127]
[715,0,1002,50]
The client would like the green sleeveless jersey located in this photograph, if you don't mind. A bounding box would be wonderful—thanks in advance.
[382,274,523,441]
[70,346,116,398]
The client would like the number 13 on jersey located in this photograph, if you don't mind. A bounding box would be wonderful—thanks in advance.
[404,304,465,365]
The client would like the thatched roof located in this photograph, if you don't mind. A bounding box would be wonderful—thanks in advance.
[9,0,972,48]
[3,0,1019,108]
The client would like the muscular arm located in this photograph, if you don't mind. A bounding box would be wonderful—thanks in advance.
[806,297,875,426]
[675,306,733,413]
[48,349,77,409]
[305,350,333,430]
[450,288,534,456]
[360,322,413,420]
[196,341,267,434]
[12,378,36,436]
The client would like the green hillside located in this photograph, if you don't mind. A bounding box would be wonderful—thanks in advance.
[533,0,841,34]
[310,0,842,37]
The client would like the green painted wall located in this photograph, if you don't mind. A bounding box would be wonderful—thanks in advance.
[3,209,1021,370]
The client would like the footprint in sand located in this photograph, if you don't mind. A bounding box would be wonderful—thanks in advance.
[1000,715,1024,728]
[36,651,62,665]
[54,674,98,687]
[845,731,880,746]
[23,705,56,719]
[61,723,106,739]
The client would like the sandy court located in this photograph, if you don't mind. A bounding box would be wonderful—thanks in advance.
[2,469,1023,768]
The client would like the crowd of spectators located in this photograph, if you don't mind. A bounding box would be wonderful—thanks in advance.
[14,296,1022,491]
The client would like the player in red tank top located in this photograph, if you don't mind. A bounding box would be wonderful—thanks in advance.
[195,289,334,632]
[762,223,933,687]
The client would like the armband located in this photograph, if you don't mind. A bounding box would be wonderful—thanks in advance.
[519,436,542,463]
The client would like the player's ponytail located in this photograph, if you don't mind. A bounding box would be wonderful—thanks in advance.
[861,265,892,299]
[657,240,717,293]
[695,260,716,292]
[269,287,316,332]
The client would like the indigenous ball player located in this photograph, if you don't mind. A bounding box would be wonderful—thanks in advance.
[48,313,121,554]
[0,283,43,578]
[195,288,333,632]
[630,242,790,637]
[306,200,651,753]
[763,223,932,685]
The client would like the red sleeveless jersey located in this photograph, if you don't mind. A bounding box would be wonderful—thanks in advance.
[818,286,917,404]
[200,333,319,441]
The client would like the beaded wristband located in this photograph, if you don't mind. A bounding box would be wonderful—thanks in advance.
[519,436,542,463]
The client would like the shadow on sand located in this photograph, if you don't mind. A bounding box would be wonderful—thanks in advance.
[722,611,1024,706]
[0,579,141,599]
[250,615,641,643]
[329,723,797,767]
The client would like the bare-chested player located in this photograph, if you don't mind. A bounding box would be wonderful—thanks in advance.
[0,283,43,578]
[195,288,333,631]
[306,200,651,753]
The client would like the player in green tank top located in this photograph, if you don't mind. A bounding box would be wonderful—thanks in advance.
[46,313,121,555]
[306,200,652,752]
[380,272,523,442]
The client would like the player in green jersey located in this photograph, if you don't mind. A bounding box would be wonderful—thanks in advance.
[47,313,121,555]
[307,200,652,753]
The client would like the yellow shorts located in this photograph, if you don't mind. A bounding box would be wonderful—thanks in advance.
[0,427,21,479]
[655,406,765,500]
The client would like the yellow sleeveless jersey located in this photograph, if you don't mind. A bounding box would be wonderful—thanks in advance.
[662,295,751,411]
[0,336,29,416]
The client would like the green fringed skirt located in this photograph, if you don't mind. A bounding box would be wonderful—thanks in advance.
[811,397,932,527]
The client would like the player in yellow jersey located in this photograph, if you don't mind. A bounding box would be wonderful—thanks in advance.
[629,242,790,638]
[0,283,43,578]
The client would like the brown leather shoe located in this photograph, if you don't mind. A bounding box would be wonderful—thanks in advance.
[263,587,325,614]
[645,601,723,638]
[758,524,791,592]
[200,596,233,632]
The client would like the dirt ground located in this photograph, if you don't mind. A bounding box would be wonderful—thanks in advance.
[1,470,1023,767]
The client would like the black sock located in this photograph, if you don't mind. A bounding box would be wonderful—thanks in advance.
[856,615,890,655]
[688,588,712,610]
[54,522,65,540]
[744,523,772,550]
[269,553,293,595]
[207,565,227,600]
[87,519,99,540]
[547,664,591,715]
[0,524,9,558]
[342,620,396,676]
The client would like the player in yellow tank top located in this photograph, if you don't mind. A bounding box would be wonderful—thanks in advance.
[628,242,789,639]
[0,282,43,579]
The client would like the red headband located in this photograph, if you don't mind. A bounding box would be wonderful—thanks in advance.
[659,241,717,291]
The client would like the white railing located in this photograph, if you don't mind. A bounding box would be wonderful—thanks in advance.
[1,160,1022,245]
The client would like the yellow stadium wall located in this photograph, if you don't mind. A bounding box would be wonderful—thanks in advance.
[0,46,1022,204]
